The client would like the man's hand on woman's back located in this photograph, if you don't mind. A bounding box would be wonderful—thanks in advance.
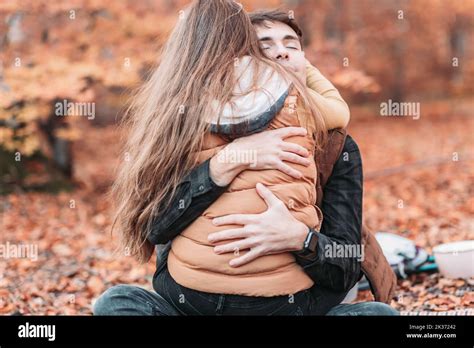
[208,182,309,267]
[209,127,311,186]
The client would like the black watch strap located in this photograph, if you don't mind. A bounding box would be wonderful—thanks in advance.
[294,228,318,259]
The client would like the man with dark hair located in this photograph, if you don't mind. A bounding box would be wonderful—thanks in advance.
[94,9,397,316]
[250,9,304,44]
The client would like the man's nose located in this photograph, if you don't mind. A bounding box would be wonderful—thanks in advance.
[275,48,290,61]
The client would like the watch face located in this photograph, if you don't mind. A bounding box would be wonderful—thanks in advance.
[295,231,317,257]
[302,233,311,249]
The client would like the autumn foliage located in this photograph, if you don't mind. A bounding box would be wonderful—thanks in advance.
[0,0,473,315]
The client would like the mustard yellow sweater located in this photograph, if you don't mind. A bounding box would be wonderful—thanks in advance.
[306,62,350,130]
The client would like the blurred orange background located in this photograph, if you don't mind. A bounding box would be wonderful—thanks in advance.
[0,0,472,315]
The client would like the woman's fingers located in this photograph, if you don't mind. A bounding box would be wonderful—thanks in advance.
[280,141,310,158]
[279,151,311,167]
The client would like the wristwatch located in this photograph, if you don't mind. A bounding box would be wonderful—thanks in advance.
[294,228,318,259]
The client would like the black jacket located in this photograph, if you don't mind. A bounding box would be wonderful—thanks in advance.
[148,135,363,315]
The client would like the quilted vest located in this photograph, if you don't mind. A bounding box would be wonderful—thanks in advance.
[167,88,321,297]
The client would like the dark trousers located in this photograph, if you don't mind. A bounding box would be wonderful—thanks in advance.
[93,267,398,316]
[98,267,313,315]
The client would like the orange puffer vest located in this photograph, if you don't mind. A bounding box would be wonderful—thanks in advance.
[167,88,322,297]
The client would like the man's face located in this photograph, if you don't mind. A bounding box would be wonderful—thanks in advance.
[254,20,306,80]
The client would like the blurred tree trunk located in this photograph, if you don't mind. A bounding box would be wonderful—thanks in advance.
[391,39,406,102]
[449,15,467,85]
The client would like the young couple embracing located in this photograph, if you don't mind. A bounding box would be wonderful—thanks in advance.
[94,0,398,316]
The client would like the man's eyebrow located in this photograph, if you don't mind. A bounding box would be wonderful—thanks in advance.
[283,35,300,42]
[258,36,274,42]
[258,35,300,42]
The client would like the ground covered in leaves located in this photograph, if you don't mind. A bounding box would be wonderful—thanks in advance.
[1,104,473,315]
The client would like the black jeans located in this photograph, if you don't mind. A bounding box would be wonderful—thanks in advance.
[93,270,399,316]
[94,248,398,316]
[93,267,313,316]
[152,267,314,315]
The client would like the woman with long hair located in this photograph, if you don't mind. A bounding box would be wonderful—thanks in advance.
[95,0,349,315]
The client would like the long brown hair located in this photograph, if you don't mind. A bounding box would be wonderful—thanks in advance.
[111,0,327,263]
